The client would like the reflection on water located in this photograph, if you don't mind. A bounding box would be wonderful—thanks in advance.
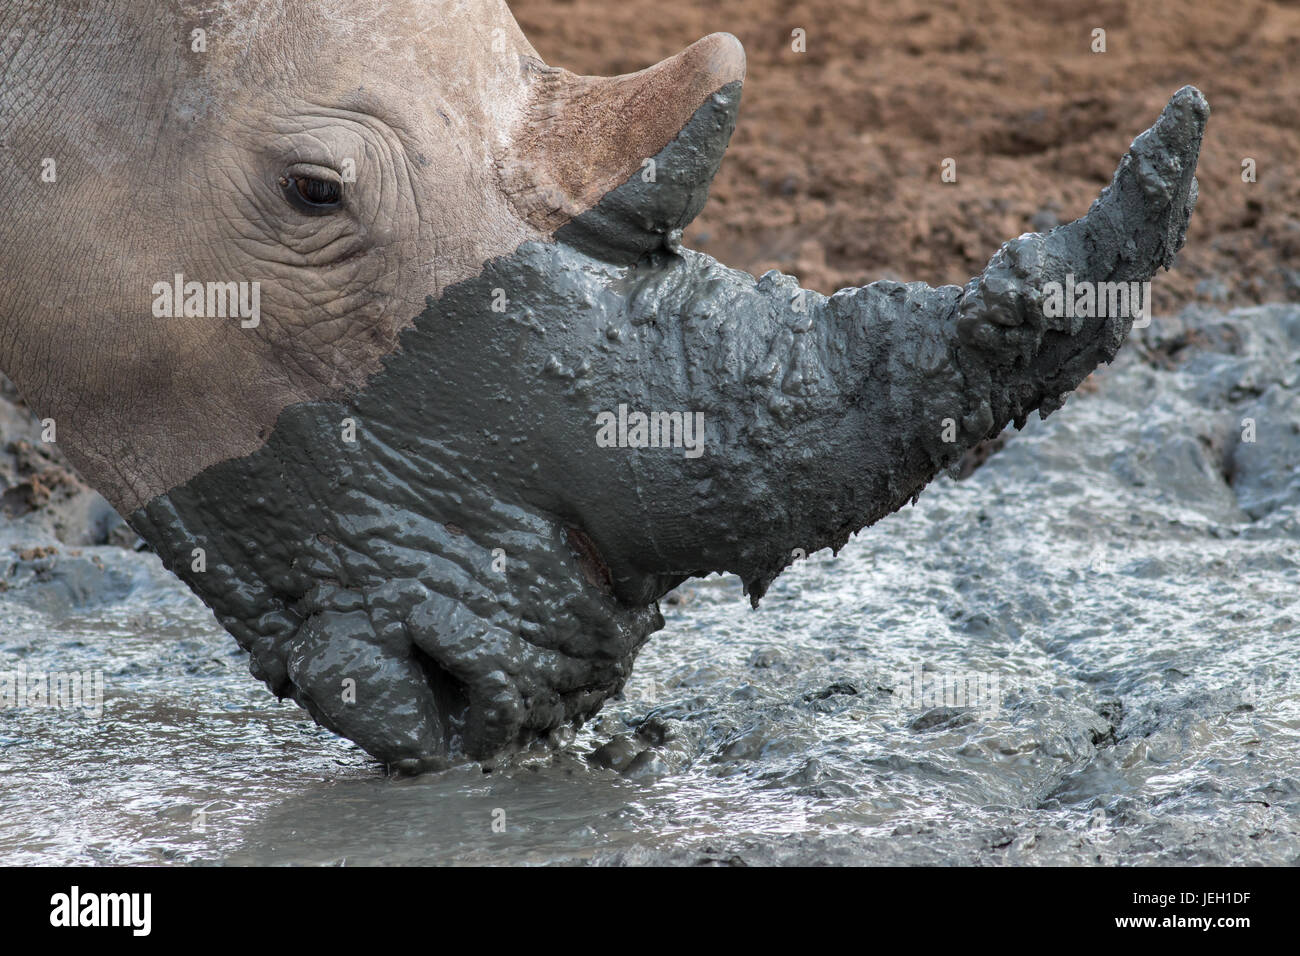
[2,306,1299,865]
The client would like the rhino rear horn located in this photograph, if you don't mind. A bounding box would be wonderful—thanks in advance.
[501,32,745,262]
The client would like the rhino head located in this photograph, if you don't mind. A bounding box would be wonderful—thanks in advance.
[0,0,1206,770]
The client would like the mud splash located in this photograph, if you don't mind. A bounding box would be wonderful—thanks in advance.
[1,304,1297,865]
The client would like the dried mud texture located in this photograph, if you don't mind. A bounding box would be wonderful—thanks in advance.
[514,0,1300,312]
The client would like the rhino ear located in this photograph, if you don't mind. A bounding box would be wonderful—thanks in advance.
[500,32,745,262]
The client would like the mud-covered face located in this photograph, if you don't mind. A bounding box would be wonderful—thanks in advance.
[126,72,752,769]
[22,3,745,769]
[0,0,747,768]
[0,0,1205,771]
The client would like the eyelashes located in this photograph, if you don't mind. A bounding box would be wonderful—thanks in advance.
[279,164,344,214]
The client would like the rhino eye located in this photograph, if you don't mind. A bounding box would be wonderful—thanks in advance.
[279,165,343,213]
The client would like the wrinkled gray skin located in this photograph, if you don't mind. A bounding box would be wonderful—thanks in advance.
[131,83,1206,771]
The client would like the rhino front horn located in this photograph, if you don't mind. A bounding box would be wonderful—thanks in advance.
[951,85,1206,430]
[501,32,746,263]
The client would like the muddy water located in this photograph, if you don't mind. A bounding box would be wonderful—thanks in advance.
[2,305,1298,866]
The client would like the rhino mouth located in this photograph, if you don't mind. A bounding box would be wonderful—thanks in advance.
[127,359,667,771]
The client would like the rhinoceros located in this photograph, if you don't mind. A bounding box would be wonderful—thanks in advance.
[0,0,1205,771]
